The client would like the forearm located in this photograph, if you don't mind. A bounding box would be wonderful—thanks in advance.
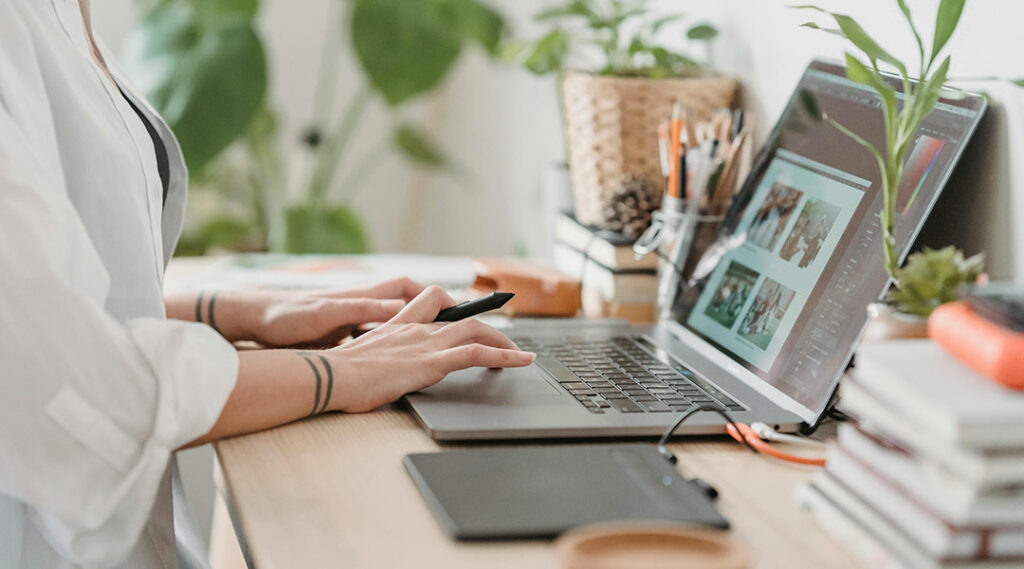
[165,290,254,342]
[183,348,335,448]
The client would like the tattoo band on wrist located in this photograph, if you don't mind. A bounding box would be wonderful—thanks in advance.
[194,290,221,334]
[207,291,220,334]
[194,291,205,323]
[298,353,323,417]
[312,354,333,415]
[298,352,334,417]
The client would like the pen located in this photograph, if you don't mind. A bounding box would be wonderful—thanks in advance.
[667,102,683,198]
[678,149,688,200]
[731,109,745,141]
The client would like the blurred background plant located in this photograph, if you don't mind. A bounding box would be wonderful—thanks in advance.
[498,0,729,232]
[125,0,505,255]
[504,0,718,78]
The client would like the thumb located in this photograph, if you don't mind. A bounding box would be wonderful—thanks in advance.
[332,298,405,324]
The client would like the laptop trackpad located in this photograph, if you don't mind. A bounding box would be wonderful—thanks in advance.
[416,365,563,405]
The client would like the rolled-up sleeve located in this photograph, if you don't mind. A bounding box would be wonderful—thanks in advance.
[0,102,238,567]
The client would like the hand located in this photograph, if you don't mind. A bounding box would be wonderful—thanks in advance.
[216,277,427,347]
[325,286,535,413]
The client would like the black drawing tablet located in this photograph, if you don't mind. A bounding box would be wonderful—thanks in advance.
[403,443,729,540]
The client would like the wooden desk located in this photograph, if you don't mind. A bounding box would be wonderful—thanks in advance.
[214,408,861,568]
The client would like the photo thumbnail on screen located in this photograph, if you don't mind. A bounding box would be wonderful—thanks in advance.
[779,198,841,269]
[748,183,803,252]
[704,261,760,329]
[738,278,797,350]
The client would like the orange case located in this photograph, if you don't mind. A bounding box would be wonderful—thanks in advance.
[470,258,581,317]
[928,301,1024,390]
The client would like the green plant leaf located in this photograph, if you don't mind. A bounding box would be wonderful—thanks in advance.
[648,47,700,77]
[799,89,823,121]
[915,55,952,121]
[350,0,462,106]
[898,56,951,213]
[175,214,261,256]
[831,13,906,75]
[799,21,846,39]
[843,53,882,89]
[895,0,925,67]
[608,7,646,28]
[394,124,448,167]
[826,116,886,180]
[686,23,718,40]
[844,54,897,146]
[628,37,646,56]
[931,0,966,61]
[523,28,569,75]
[647,14,684,35]
[790,5,829,13]
[124,1,267,174]
[282,204,370,254]
[437,0,505,55]
[496,40,528,63]
[534,0,592,22]
[888,246,983,316]
[195,0,258,26]
[1012,79,1024,87]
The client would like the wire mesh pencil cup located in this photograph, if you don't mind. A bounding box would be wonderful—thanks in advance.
[634,195,727,319]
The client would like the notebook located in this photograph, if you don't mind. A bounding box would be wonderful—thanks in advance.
[852,340,1024,449]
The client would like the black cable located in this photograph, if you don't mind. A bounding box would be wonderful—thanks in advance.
[656,404,760,462]
[826,406,852,423]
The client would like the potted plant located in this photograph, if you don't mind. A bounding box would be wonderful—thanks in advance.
[863,247,984,341]
[125,0,506,254]
[798,0,987,339]
[507,0,736,228]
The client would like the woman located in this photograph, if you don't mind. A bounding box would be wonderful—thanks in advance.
[0,1,534,567]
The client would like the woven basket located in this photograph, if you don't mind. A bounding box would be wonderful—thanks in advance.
[562,71,738,226]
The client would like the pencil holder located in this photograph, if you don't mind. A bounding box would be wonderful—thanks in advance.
[562,72,738,227]
[635,195,727,318]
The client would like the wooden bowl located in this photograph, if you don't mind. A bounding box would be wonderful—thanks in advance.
[557,523,750,569]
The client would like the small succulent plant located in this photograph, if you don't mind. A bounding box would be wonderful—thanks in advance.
[886,246,984,317]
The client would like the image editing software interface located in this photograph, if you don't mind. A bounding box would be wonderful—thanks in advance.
[672,62,985,417]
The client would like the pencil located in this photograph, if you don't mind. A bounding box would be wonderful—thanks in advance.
[684,108,697,150]
[658,122,670,178]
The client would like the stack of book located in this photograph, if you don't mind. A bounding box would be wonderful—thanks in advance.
[799,340,1024,569]
[551,213,658,323]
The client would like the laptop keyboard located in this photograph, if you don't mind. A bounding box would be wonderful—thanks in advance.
[512,336,743,415]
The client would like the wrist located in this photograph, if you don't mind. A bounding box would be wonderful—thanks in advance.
[199,290,260,343]
[296,349,343,415]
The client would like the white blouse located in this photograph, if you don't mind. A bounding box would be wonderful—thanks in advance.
[0,1,239,568]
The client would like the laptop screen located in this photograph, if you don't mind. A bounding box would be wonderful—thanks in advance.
[671,59,987,420]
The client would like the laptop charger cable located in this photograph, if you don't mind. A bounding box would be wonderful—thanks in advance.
[656,405,827,492]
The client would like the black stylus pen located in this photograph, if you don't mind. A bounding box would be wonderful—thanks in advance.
[433,292,515,322]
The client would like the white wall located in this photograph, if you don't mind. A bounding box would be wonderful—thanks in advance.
[94,0,1024,273]
[92,0,1024,552]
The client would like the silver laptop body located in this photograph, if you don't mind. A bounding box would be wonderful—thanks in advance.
[405,59,987,441]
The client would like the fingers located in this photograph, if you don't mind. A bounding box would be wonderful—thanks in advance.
[437,344,535,374]
[389,286,456,324]
[380,277,427,301]
[432,318,520,351]
[325,298,405,325]
[324,277,426,302]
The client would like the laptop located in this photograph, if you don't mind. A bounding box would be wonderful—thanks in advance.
[406,59,988,441]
